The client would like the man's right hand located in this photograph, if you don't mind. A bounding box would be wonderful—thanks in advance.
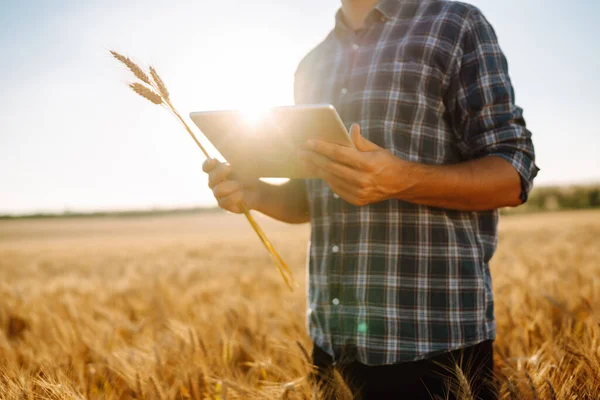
[202,159,262,214]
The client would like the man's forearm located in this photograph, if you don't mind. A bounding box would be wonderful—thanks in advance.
[301,126,525,212]
[254,180,311,224]
[395,156,523,211]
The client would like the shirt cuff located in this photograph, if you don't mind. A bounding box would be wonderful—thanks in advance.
[488,151,540,203]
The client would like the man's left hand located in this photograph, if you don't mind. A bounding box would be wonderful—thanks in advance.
[299,124,411,206]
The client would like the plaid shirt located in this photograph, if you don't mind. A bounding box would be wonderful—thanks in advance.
[294,0,538,365]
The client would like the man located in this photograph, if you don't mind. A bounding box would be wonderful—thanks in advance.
[203,0,538,398]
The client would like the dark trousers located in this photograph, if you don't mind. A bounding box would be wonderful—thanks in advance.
[312,340,497,400]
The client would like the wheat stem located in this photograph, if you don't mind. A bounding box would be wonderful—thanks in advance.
[166,106,210,159]
[242,204,295,291]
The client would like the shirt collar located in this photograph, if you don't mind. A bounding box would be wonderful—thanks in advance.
[334,0,421,41]
[376,0,422,20]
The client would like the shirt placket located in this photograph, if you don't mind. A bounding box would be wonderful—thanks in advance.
[328,32,363,360]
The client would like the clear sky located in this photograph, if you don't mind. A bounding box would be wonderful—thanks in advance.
[1,0,599,214]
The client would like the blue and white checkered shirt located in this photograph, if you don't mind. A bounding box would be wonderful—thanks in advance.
[294,0,538,365]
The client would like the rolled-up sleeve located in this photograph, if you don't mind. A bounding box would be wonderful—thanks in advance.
[446,8,540,202]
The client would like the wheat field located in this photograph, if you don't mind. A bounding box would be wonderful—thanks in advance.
[0,210,599,399]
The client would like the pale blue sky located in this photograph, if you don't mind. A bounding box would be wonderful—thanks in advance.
[1,1,599,214]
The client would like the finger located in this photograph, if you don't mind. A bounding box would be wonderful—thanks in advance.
[213,180,242,200]
[314,168,366,205]
[315,167,359,194]
[350,124,381,152]
[208,164,232,188]
[217,191,245,213]
[300,154,367,202]
[299,151,364,186]
[307,139,365,169]
[202,158,220,173]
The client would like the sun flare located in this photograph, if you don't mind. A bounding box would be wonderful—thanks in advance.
[240,106,269,125]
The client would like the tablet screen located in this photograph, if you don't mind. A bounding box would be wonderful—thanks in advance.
[189,104,353,179]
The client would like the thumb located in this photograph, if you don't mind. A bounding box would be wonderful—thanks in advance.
[350,124,380,152]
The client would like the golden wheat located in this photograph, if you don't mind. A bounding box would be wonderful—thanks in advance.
[0,210,599,399]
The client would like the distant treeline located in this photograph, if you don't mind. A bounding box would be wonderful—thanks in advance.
[2,184,599,220]
[504,184,600,214]
[0,207,221,220]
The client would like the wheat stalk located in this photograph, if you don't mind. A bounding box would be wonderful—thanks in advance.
[110,50,296,291]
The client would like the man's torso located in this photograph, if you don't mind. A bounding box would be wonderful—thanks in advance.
[294,0,497,365]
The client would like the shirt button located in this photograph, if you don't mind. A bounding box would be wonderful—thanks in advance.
[332,298,340,306]
[340,87,348,96]
[332,245,340,253]
[333,193,340,199]
[352,43,360,51]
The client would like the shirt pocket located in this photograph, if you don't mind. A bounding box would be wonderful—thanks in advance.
[364,60,457,164]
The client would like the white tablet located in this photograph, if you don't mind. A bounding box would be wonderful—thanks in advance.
[189,104,354,179]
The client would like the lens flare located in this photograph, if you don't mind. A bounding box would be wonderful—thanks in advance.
[240,106,268,125]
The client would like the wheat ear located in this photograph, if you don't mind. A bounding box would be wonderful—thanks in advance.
[149,66,170,101]
[110,50,296,290]
[129,83,163,105]
[110,51,152,85]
